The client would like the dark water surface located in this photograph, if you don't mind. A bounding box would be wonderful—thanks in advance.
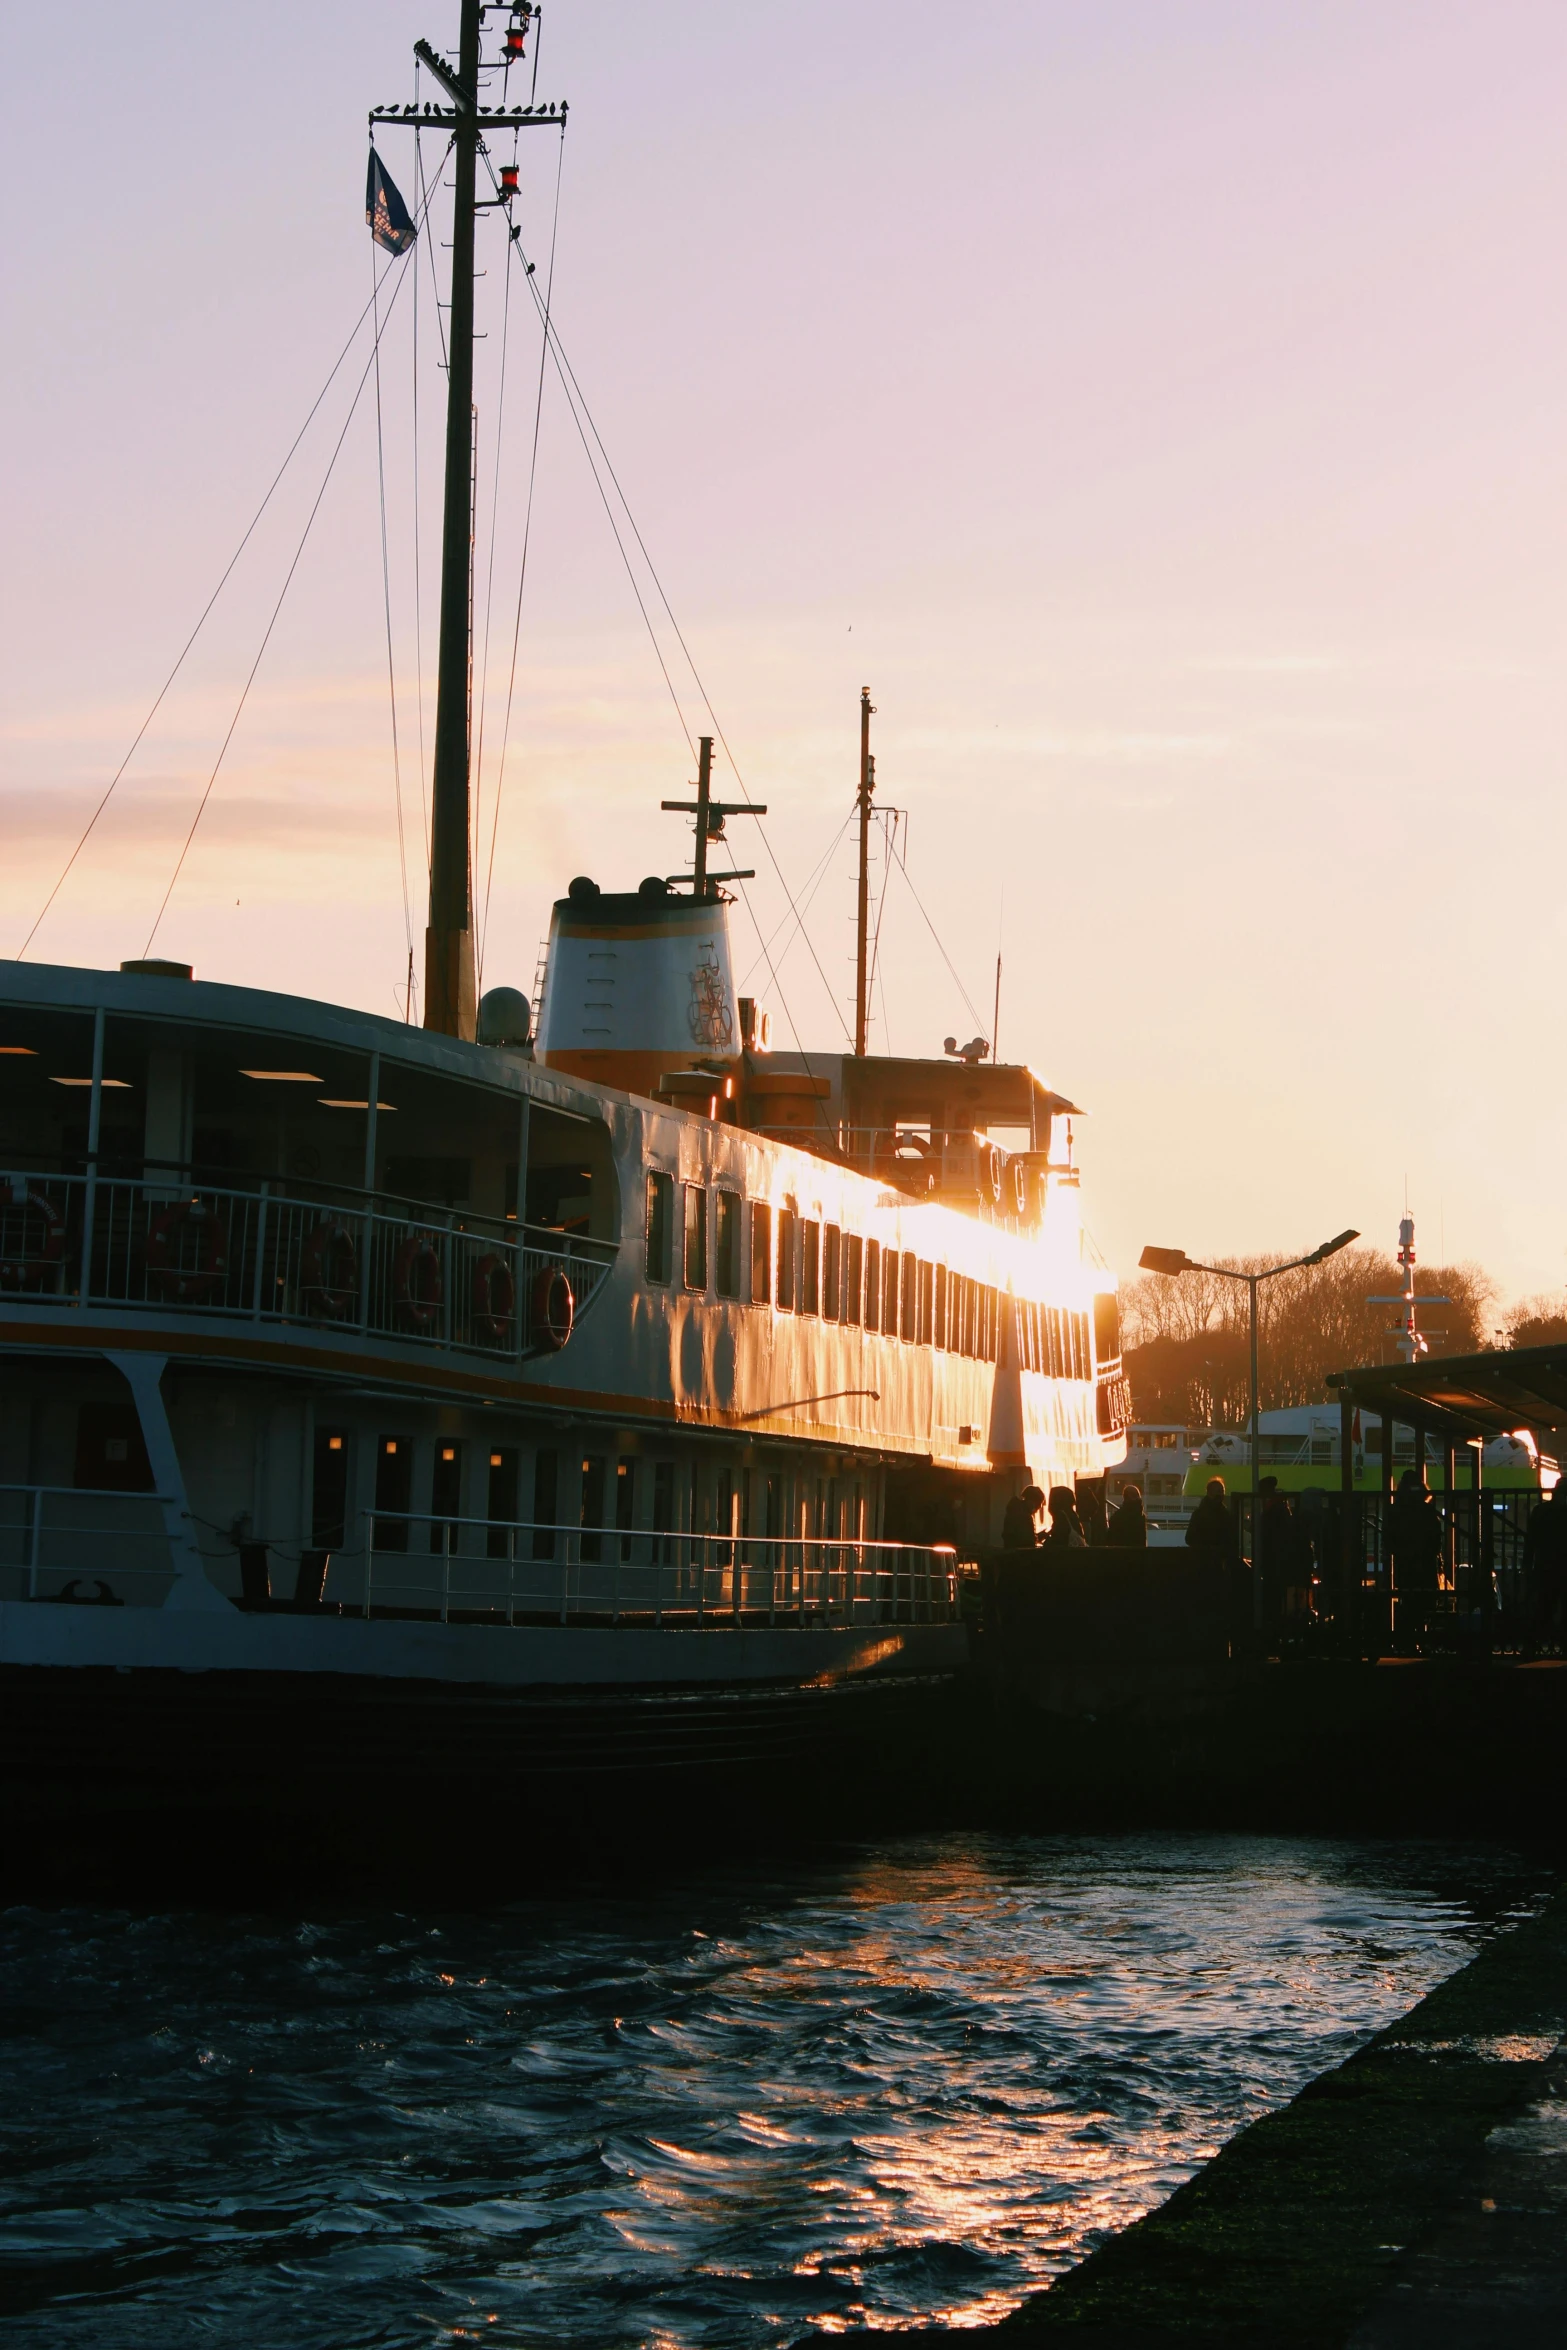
[0,1834,1548,2345]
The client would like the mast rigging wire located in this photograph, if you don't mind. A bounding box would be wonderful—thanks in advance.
[371,230,416,984]
[478,129,566,979]
[470,134,521,980]
[885,818,988,1036]
[143,235,423,956]
[14,249,431,960]
[522,285,852,1045]
[493,205,850,1064]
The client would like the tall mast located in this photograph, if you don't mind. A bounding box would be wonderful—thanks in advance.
[854,687,875,1056]
[371,2,565,1040]
[423,0,481,1039]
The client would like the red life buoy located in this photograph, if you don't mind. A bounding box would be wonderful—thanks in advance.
[144,1199,228,1303]
[471,1250,514,1347]
[530,1263,574,1352]
[392,1231,443,1330]
[301,1217,358,1319]
[0,1184,66,1292]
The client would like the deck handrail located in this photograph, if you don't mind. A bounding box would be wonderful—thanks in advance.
[0,1167,613,1363]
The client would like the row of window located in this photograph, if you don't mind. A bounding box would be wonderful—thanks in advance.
[644,1172,1094,1377]
[311,1428,870,1556]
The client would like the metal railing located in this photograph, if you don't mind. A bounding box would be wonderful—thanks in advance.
[1223,1487,1550,1653]
[0,1483,175,1606]
[342,1512,959,1628]
[0,1169,614,1362]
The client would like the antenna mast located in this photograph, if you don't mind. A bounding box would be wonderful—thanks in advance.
[854,687,875,1055]
[370,1,565,1039]
[660,737,764,898]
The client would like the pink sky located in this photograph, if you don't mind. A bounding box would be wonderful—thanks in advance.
[3,2,1565,1306]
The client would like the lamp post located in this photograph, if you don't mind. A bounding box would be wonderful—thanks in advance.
[1138,1231,1360,1573]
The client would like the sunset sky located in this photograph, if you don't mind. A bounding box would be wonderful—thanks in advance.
[3,2,1565,1306]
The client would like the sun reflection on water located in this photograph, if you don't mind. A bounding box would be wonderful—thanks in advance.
[0,1834,1546,2347]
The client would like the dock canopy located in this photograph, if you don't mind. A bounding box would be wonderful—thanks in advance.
[1328,1345,1567,1444]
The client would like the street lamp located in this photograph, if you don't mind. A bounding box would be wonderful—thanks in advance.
[1138,1231,1360,1558]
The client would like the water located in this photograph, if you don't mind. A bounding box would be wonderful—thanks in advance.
[0,1834,1547,2345]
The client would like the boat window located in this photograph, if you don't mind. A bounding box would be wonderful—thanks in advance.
[863,1238,880,1332]
[683,1183,708,1290]
[918,1261,934,1346]
[373,1436,411,1552]
[486,1448,518,1558]
[581,1454,607,1563]
[311,1426,349,1550]
[901,1253,918,1342]
[715,1191,741,1299]
[823,1224,841,1320]
[645,1171,674,1283]
[844,1233,863,1327]
[934,1264,948,1350]
[801,1220,820,1315]
[776,1206,797,1311]
[984,1288,998,1362]
[1093,1292,1121,1366]
[882,1248,900,1336]
[615,1459,637,1558]
[532,1448,558,1560]
[749,1201,772,1305]
[430,1442,463,1555]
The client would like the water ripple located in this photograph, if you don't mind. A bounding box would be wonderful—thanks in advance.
[0,1833,1546,2345]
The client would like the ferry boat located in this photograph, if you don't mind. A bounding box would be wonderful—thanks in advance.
[0,2,1129,1852]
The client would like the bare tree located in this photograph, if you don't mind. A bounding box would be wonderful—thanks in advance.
[1120,1247,1498,1427]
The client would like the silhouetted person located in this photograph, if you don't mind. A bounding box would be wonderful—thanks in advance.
[1106,1485,1147,1547]
[1187,1475,1245,1645]
[1523,1480,1567,1650]
[1186,1477,1237,1564]
[1256,1475,1295,1647]
[1078,1478,1109,1548]
[1389,1467,1442,1647]
[1042,1485,1086,1552]
[1002,1483,1044,1551]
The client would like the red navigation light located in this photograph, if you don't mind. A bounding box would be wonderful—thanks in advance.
[503,25,527,58]
[499,163,520,197]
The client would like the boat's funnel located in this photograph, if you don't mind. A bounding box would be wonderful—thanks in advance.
[535,876,739,1098]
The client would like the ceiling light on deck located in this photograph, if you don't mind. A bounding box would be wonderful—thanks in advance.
[241,1069,323,1083]
[50,1076,131,1088]
[318,1098,396,1111]
[0,1046,37,1056]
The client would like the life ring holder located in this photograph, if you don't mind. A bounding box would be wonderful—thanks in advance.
[0,1183,66,1293]
[530,1263,574,1352]
[983,1143,1003,1207]
[392,1231,444,1331]
[471,1250,515,1348]
[300,1217,359,1320]
[144,1198,228,1304]
[1010,1157,1028,1219]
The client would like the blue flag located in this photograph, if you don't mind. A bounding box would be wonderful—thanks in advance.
[366,151,416,255]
